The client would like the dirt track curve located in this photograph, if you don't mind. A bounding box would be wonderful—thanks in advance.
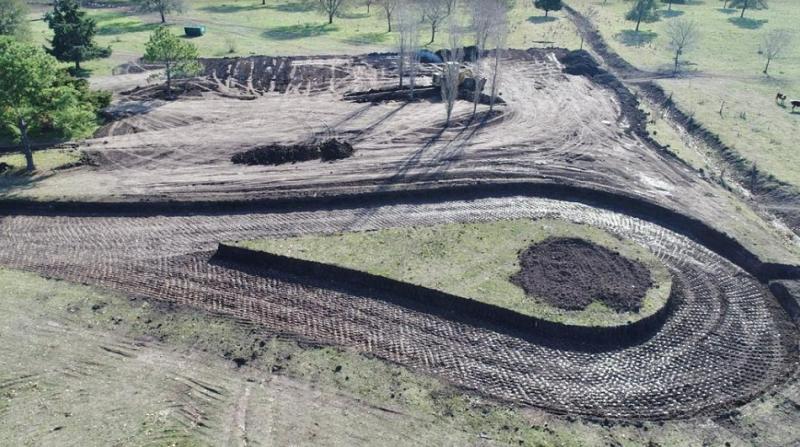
[1,195,796,420]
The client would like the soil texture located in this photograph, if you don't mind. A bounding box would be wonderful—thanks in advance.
[512,238,652,313]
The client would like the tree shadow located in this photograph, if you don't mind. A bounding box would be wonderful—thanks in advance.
[615,30,658,47]
[266,2,316,13]
[263,23,338,40]
[662,10,685,18]
[0,170,50,196]
[728,17,768,29]
[717,8,737,14]
[342,32,388,45]
[338,11,370,19]
[97,20,159,36]
[199,4,265,13]
[528,16,558,24]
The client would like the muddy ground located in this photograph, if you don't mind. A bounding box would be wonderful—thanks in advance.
[14,49,796,267]
[512,237,652,313]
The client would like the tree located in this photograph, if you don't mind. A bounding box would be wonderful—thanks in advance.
[365,0,374,14]
[421,0,451,45]
[133,0,185,24]
[533,0,562,17]
[663,0,676,11]
[760,29,792,75]
[625,0,659,32]
[396,3,420,94]
[318,0,349,24]
[440,17,463,126]
[142,27,201,98]
[0,39,97,171]
[487,5,509,112]
[470,0,512,116]
[0,0,29,39]
[665,18,699,75]
[729,0,767,19]
[44,0,111,73]
[377,0,399,32]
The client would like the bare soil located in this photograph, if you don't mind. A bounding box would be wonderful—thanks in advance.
[0,50,798,424]
[512,238,652,313]
[14,50,798,265]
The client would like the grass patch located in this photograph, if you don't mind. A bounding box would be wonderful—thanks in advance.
[0,267,586,446]
[27,0,581,76]
[569,0,800,188]
[234,219,673,327]
[0,148,82,173]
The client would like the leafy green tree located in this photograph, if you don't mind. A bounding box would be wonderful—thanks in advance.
[729,0,767,18]
[44,0,110,73]
[0,0,30,39]
[143,26,201,98]
[0,38,98,171]
[133,0,185,24]
[625,0,659,32]
[533,0,562,17]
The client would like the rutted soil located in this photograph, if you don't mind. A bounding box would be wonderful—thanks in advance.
[0,196,795,420]
[20,49,800,266]
[512,238,652,313]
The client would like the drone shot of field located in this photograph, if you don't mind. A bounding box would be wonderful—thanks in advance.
[1,0,799,446]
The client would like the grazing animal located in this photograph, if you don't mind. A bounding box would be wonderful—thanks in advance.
[792,100,800,112]
[776,92,787,105]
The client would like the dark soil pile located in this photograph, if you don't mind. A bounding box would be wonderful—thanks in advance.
[0,162,11,174]
[511,238,653,313]
[232,139,354,166]
[319,139,354,161]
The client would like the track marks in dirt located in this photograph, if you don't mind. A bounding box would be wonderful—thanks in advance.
[0,196,795,419]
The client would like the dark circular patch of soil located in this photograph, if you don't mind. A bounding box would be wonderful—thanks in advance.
[511,238,653,313]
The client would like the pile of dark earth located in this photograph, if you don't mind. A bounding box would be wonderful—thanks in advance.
[511,237,653,313]
[231,139,354,166]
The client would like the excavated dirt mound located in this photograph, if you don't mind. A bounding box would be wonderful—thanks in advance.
[231,139,354,166]
[512,238,653,313]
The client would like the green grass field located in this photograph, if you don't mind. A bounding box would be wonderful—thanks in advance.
[27,0,580,77]
[235,219,673,327]
[569,0,800,187]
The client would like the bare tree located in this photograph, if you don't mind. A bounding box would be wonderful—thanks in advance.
[469,0,511,117]
[396,3,420,95]
[364,0,374,14]
[133,0,184,24]
[760,29,792,75]
[488,7,509,112]
[421,0,451,45]
[441,17,464,126]
[377,0,399,32]
[318,0,349,24]
[665,18,699,75]
[576,6,598,50]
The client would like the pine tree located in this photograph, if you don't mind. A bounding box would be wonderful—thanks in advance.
[44,0,110,73]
